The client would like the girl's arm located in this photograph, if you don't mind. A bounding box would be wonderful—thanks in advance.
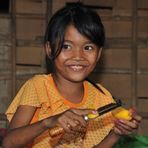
[93,130,120,148]
[2,105,55,148]
[2,106,95,148]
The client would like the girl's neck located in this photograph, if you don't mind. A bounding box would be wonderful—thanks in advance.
[52,74,84,104]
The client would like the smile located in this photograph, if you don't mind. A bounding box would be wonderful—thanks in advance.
[69,65,85,71]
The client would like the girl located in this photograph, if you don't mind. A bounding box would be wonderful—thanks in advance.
[3,3,141,148]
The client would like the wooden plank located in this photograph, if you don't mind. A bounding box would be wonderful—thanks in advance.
[0,80,12,113]
[16,46,43,65]
[0,18,11,34]
[138,100,148,112]
[16,66,45,76]
[16,76,32,92]
[138,119,148,135]
[97,48,131,69]
[138,75,148,96]
[0,45,11,61]
[113,0,132,17]
[16,18,46,41]
[52,0,65,14]
[10,0,17,101]
[138,48,148,68]
[103,20,132,38]
[115,0,133,9]
[0,114,7,121]
[138,0,148,9]
[138,10,148,17]
[138,20,148,38]
[83,0,114,7]
[15,0,47,14]
[131,0,138,107]
[105,38,132,49]
[89,73,132,99]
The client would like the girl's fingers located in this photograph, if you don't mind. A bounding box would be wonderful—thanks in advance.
[114,120,133,135]
[119,119,138,129]
[132,114,142,123]
[60,119,79,133]
[114,124,132,135]
[113,126,122,135]
[58,109,89,133]
[65,110,87,127]
[113,117,140,135]
[66,116,80,128]
[61,121,72,133]
[130,108,142,122]
[114,120,133,132]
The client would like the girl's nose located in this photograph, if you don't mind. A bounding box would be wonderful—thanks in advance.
[72,48,83,60]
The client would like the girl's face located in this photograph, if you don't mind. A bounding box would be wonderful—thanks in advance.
[48,24,102,83]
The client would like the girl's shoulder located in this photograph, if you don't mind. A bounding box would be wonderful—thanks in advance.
[86,80,112,98]
[31,74,50,83]
[5,74,52,122]
[28,74,52,89]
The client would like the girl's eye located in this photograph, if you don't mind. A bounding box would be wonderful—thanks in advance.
[84,45,94,51]
[62,44,71,50]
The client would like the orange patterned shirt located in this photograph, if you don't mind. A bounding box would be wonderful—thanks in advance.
[6,74,115,148]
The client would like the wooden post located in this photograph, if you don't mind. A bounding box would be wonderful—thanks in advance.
[131,0,138,107]
[10,0,16,98]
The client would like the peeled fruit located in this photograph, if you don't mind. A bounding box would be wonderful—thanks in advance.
[112,107,132,120]
[87,113,98,119]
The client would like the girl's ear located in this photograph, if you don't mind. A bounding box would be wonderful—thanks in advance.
[45,42,51,58]
[97,47,102,62]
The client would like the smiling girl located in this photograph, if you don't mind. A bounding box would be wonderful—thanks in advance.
[3,3,141,148]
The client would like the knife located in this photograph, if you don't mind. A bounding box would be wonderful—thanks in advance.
[84,99,122,120]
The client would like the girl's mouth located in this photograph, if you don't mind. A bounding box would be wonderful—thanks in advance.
[69,65,86,71]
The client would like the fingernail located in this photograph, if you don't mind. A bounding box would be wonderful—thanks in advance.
[119,119,125,123]
[92,110,98,114]
[131,106,136,113]
[114,119,119,124]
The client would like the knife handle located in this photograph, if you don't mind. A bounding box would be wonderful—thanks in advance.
[49,126,64,137]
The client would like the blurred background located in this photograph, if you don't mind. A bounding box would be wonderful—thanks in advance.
[0,0,148,137]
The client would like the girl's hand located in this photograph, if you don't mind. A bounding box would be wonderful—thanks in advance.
[113,108,142,136]
[54,108,96,133]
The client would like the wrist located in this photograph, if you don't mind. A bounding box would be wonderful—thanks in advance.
[109,130,121,141]
[93,130,121,148]
[42,116,57,129]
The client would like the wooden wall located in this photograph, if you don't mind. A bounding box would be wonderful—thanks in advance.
[0,0,148,135]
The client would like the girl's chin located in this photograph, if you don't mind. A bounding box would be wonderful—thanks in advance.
[66,74,87,82]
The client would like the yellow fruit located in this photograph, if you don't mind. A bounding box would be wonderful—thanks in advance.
[112,107,132,120]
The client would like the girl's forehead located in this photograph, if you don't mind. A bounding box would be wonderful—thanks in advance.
[64,24,90,42]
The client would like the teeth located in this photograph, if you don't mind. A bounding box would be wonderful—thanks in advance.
[70,65,83,71]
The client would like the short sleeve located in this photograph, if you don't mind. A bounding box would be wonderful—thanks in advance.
[6,79,41,121]
[19,79,40,106]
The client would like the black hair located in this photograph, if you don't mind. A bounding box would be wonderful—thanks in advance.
[45,2,105,62]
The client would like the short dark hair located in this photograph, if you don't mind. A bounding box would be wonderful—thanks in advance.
[45,2,105,61]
